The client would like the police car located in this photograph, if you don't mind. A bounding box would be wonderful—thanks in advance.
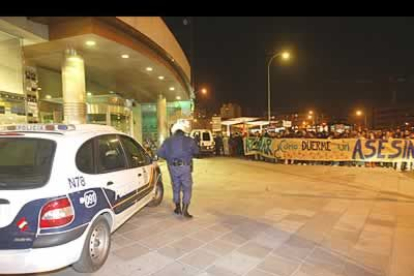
[0,124,164,274]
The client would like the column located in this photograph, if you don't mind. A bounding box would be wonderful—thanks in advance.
[157,94,168,146]
[61,48,86,124]
[106,105,111,126]
[131,103,143,144]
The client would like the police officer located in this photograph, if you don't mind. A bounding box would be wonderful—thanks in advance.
[157,120,199,218]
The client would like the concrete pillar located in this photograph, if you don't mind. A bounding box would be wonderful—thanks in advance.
[61,49,86,124]
[157,94,168,146]
[106,105,111,126]
[131,103,143,144]
[129,109,134,137]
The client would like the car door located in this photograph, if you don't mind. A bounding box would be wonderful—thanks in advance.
[193,131,201,147]
[202,131,212,148]
[95,135,135,227]
[119,135,153,207]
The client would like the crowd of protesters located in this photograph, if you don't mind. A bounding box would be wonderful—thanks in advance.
[212,132,245,156]
[148,125,414,172]
[248,127,414,171]
[253,127,414,140]
[208,127,414,172]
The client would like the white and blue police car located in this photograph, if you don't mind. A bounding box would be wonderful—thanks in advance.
[0,124,164,274]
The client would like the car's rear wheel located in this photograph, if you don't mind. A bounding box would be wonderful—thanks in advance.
[147,181,164,207]
[72,216,111,273]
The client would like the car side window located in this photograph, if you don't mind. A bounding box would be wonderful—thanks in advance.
[97,135,127,173]
[76,139,95,174]
[120,136,151,168]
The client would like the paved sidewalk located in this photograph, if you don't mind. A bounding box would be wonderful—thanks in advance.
[37,158,414,276]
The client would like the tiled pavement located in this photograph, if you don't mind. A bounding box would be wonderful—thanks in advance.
[35,158,414,276]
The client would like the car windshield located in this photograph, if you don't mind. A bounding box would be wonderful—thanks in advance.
[0,138,56,189]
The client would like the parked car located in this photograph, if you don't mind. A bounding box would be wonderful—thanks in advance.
[0,124,164,274]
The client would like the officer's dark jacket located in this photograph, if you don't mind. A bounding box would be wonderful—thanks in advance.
[157,131,199,164]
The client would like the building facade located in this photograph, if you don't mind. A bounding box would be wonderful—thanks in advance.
[373,105,414,129]
[220,103,242,119]
[0,16,193,145]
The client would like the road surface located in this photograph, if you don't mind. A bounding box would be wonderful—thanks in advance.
[38,157,414,276]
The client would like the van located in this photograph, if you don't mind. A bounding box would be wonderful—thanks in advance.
[190,129,215,155]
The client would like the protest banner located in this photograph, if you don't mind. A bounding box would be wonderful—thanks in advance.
[244,137,414,162]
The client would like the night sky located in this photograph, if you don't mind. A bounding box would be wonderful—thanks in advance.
[164,17,414,118]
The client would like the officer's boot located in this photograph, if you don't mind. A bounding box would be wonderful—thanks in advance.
[174,203,182,215]
[182,204,193,219]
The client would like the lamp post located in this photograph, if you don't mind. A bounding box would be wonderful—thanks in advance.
[308,110,315,127]
[192,87,207,99]
[308,114,313,126]
[355,110,367,127]
[192,87,208,122]
[267,51,290,122]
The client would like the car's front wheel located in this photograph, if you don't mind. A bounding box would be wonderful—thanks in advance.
[147,181,164,207]
[72,216,111,273]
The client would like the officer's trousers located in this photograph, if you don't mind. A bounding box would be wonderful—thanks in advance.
[168,165,193,204]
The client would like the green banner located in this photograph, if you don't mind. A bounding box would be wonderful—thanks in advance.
[244,137,414,162]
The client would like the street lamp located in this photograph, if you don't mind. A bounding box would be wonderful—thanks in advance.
[192,87,208,98]
[308,110,315,125]
[267,51,290,122]
[193,87,208,120]
[355,110,367,127]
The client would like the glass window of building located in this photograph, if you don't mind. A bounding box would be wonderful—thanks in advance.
[0,30,26,125]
